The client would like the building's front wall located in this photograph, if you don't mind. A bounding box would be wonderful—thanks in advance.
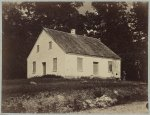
[27,30,66,78]
[65,53,121,78]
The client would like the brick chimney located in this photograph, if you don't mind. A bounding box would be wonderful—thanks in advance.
[71,29,76,35]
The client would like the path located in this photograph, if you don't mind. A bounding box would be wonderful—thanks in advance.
[79,101,149,113]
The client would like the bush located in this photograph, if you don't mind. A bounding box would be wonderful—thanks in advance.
[30,74,64,80]
[80,76,91,80]
[93,88,104,97]
[42,74,64,79]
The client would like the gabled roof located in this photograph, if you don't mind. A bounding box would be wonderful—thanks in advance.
[43,27,120,59]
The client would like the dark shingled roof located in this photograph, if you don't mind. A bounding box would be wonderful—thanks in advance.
[43,27,120,59]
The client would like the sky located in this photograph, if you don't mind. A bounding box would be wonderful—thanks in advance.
[78,2,95,15]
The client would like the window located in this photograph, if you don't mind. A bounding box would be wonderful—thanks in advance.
[37,45,39,52]
[53,58,57,72]
[49,41,52,49]
[93,62,99,75]
[77,57,83,72]
[108,61,113,72]
[33,61,36,74]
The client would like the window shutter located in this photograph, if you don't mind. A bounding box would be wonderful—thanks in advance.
[49,42,52,49]
[77,57,83,72]
[93,62,99,75]
[33,61,36,73]
[53,58,57,72]
[108,61,113,72]
[37,45,39,52]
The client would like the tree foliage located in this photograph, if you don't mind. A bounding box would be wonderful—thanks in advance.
[89,2,148,81]
[2,2,83,79]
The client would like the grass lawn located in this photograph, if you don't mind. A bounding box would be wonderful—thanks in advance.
[2,77,148,113]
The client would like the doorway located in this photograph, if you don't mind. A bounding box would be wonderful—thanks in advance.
[93,62,99,75]
[42,62,46,75]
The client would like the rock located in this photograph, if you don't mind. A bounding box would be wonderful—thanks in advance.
[96,95,112,102]
[81,80,88,83]
[83,99,96,109]
[95,95,118,108]
[113,90,119,96]
[56,95,65,102]
[85,99,95,108]
[30,81,37,85]
[82,102,88,109]
[85,99,92,104]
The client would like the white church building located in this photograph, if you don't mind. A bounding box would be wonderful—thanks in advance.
[27,27,121,79]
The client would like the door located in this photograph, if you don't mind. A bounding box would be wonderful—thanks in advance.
[42,62,46,75]
[93,62,99,75]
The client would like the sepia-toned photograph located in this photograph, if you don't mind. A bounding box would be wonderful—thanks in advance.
[2,1,148,113]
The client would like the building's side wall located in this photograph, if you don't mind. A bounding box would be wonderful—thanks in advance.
[27,30,66,78]
[65,54,121,78]
[113,59,121,78]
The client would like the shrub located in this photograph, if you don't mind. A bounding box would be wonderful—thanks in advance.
[93,88,103,97]
[80,76,91,80]
[42,74,64,79]
[30,74,64,80]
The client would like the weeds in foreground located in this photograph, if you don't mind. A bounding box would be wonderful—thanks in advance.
[2,78,148,113]
[2,85,147,113]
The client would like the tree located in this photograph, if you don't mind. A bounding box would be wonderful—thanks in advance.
[2,2,83,79]
[129,2,148,81]
[89,2,148,81]
[2,2,28,79]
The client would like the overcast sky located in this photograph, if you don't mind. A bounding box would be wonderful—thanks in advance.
[78,2,95,15]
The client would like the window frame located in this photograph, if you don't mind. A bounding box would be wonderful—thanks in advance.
[49,41,52,49]
[37,45,39,52]
[77,57,83,72]
[33,61,36,74]
[93,62,99,75]
[108,61,113,73]
[53,58,57,72]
